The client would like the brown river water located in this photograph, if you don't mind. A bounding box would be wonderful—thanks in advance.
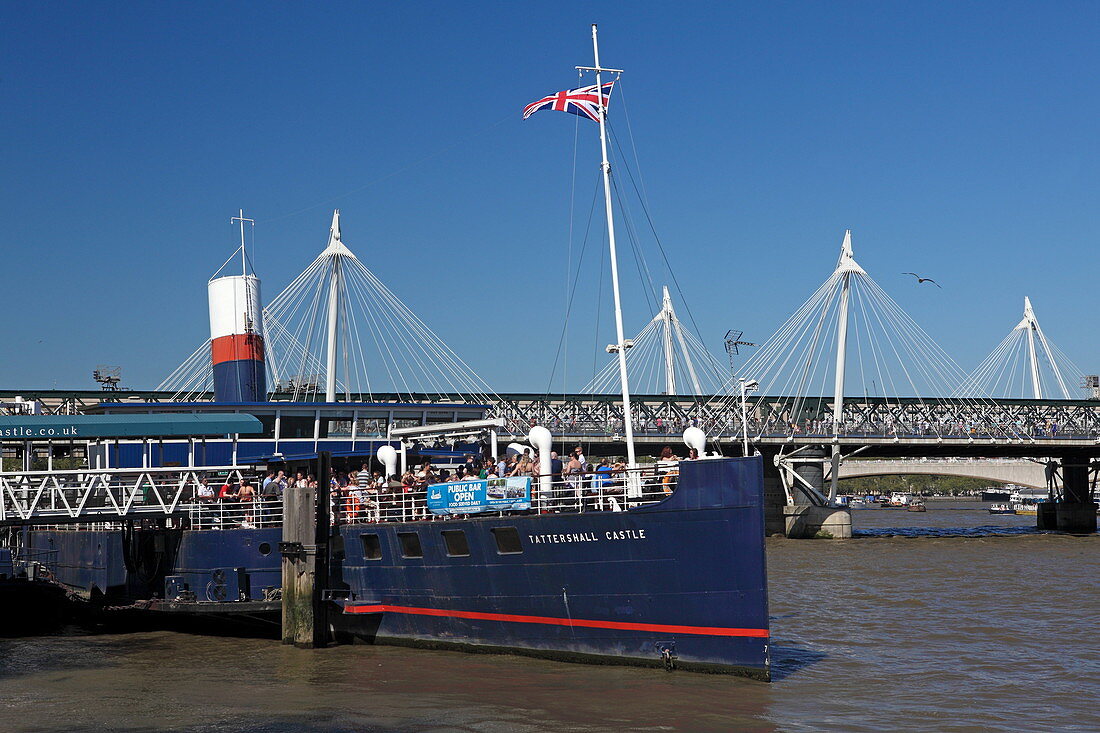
[1,501,1097,732]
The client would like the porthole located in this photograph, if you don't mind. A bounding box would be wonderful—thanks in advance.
[442,530,470,557]
[360,533,383,560]
[491,527,523,554]
[398,532,423,558]
[258,542,272,556]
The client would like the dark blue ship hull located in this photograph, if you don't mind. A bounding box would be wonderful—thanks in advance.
[336,457,768,676]
[25,456,769,678]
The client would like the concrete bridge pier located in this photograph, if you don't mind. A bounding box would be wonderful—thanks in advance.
[765,444,827,530]
[1039,458,1097,534]
[765,446,852,539]
[792,448,826,503]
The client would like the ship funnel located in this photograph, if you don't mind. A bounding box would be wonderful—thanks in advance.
[208,273,266,402]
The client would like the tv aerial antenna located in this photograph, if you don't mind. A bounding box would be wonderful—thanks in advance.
[92,365,124,391]
[723,330,756,375]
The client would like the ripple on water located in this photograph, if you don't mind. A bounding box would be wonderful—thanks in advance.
[0,502,1096,732]
[765,503,1100,732]
[854,524,1045,538]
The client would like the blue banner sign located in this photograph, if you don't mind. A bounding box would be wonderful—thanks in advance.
[0,414,262,439]
[427,476,532,515]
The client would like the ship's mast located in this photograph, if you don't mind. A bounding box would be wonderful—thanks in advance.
[230,209,257,334]
[578,24,635,467]
[231,208,254,277]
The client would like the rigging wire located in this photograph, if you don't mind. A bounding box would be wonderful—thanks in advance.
[591,236,606,382]
[963,315,1086,400]
[718,243,1022,439]
[563,81,583,402]
[606,116,708,348]
[544,173,604,395]
[609,174,659,315]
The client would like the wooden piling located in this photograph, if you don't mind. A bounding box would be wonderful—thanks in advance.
[280,451,333,647]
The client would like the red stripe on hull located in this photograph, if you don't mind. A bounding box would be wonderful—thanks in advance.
[211,333,265,365]
[343,603,769,638]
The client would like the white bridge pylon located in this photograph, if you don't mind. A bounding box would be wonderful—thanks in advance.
[724,230,1017,503]
[264,210,497,403]
[584,285,728,396]
[730,229,983,413]
[961,296,1085,400]
[160,210,498,405]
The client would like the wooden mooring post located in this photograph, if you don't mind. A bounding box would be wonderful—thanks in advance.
[280,451,332,647]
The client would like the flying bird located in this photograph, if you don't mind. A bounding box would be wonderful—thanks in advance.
[903,272,941,288]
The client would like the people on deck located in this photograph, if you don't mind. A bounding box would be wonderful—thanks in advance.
[218,478,238,502]
[237,479,256,503]
[549,451,563,487]
[196,477,216,503]
[586,459,613,510]
[656,446,680,494]
[261,471,282,499]
[562,451,584,508]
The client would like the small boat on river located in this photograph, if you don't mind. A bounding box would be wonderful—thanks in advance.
[1012,501,1040,516]
[988,503,1014,515]
[885,492,912,508]
[1009,490,1046,516]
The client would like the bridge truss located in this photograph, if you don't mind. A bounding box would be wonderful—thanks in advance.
[4,390,1100,443]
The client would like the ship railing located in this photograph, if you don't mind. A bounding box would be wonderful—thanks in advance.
[336,465,677,525]
[528,468,676,514]
[9,545,59,578]
[186,498,285,530]
[13,545,59,564]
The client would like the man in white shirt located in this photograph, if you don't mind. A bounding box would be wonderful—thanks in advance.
[196,478,215,503]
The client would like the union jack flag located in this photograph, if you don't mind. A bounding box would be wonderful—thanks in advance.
[522,82,615,122]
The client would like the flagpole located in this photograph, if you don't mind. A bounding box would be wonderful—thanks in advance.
[589,23,637,469]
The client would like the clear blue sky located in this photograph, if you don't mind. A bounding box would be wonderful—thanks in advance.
[3,2,1099,393]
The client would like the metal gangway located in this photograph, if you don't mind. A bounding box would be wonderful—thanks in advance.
[0,465,268,525]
